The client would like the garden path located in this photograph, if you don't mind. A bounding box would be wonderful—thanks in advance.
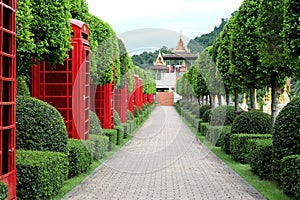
[63,106,265,200]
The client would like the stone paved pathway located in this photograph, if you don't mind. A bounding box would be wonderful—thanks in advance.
[63,106,265,200]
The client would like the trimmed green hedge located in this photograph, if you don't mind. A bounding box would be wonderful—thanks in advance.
[89,135,109,160]
[90,110,103,135]
[16,96,68,153]
[210,106,236,126]
[206,126,231,147]
[202,109,212,123]
[248,139,273,179]
[273,98,300,182]
[230,134,272,164]
[17,75,30,96]
[0,182,7,200]
[121,123,129,139]
[103,129,117,150]
[280,154,300,199]
[199,104,211,118]
[199,122,210,136]
[231,110,272,134]
[16,150,68,200]
[67,139,93,178]
[114,126,124,145]
[114,109,121,126]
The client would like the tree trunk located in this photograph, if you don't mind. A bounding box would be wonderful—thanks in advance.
[225,87,230,105]
[249,84,256,110]
[218,95,222,106]
[234,87,239,111]
[209,94,213,108]
[271,72,278,126]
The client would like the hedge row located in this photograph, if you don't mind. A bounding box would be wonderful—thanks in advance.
[16,150,68,199]
[230,134,272,164]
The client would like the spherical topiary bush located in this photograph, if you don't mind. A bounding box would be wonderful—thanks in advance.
[273,98,300,182]
[210,106,236,126]
[90,110,103,135]
[16,96,68,153]
[231,110,272,134]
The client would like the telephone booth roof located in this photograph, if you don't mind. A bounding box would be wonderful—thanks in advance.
[70,19,90,38]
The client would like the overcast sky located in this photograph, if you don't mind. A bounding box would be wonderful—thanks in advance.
[85,0,244,54]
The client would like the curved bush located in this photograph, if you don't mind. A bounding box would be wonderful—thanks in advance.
[17,75,30,96]
[210,106,236,126]
[231,110,272,134]
[273,98,300,182]
[114,109,121,126]
[127,110,134,120]
[16,96,68,153]
[134,105,139,117]
[90,110,103,135]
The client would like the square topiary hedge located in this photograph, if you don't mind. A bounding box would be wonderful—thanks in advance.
[88,135,109,160]
[206,126,231,147]
[16,150,68,200]
[248,139,273,179]
[103,129,117,150]
[114,126,124,145]
[121,123,129,139]
[280,154,300,199]
[0,182,7,200]
[199,123,210,136]
[67,139,93,178]
[230,134,272,164]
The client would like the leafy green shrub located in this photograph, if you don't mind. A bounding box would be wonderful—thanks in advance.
[67,139,93,178]
[210,106,236,126]
[231,110,272,134]
[16,150,68,199]
[273,98,300,182]
[127,110,134,120]
[182,101,192,110]
[248,139,273,179]
[114,126,124,145]
[89,135,109,160]
[193,118,202,132]
[90,110,103,135]
[134,105,139,117]
[199,104,211,118]
[280,154,300,199]
[206,126,231,146]
[114,109,121,126]
[121,123,129,139]
[16,96,68,153]
[0,182,7,200]
[199,123,210,136]
[230,134,272,164]
[102,129,117,150]
[191,104,199,116]
[202,109,212,123]
[17,75,30,96]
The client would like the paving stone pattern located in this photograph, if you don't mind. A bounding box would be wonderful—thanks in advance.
[64,106,265,200]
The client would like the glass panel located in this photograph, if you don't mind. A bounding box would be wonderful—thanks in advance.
[2,32,12,54]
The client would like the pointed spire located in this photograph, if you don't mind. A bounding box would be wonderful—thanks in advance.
[172,34,190,54]
[153,51,166,66]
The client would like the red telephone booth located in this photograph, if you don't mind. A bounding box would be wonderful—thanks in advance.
[113,82,128,123]
[0,0,17,199]
[31,19,90,140]
[91,83,114,129]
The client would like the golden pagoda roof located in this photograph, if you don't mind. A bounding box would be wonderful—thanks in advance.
[151,51,168,70]
[172,35,190,54]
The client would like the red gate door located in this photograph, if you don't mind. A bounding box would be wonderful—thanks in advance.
[0,0,17,199]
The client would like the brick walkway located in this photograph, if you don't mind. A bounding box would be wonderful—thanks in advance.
[63,106,265,200]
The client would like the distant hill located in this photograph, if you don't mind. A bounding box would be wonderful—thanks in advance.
[187,18,227,53]
[131,18,228,69]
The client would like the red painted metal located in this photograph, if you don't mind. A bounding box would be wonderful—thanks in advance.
[31,19,90,140]
[147,94,154,104]
[113,82,128,123]
[91,83,114,129]
[143,93,148,104]
[0,0,17,199]
[128,91,134,116]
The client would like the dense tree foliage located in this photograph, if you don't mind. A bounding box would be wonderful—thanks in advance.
[16,0,72,76]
